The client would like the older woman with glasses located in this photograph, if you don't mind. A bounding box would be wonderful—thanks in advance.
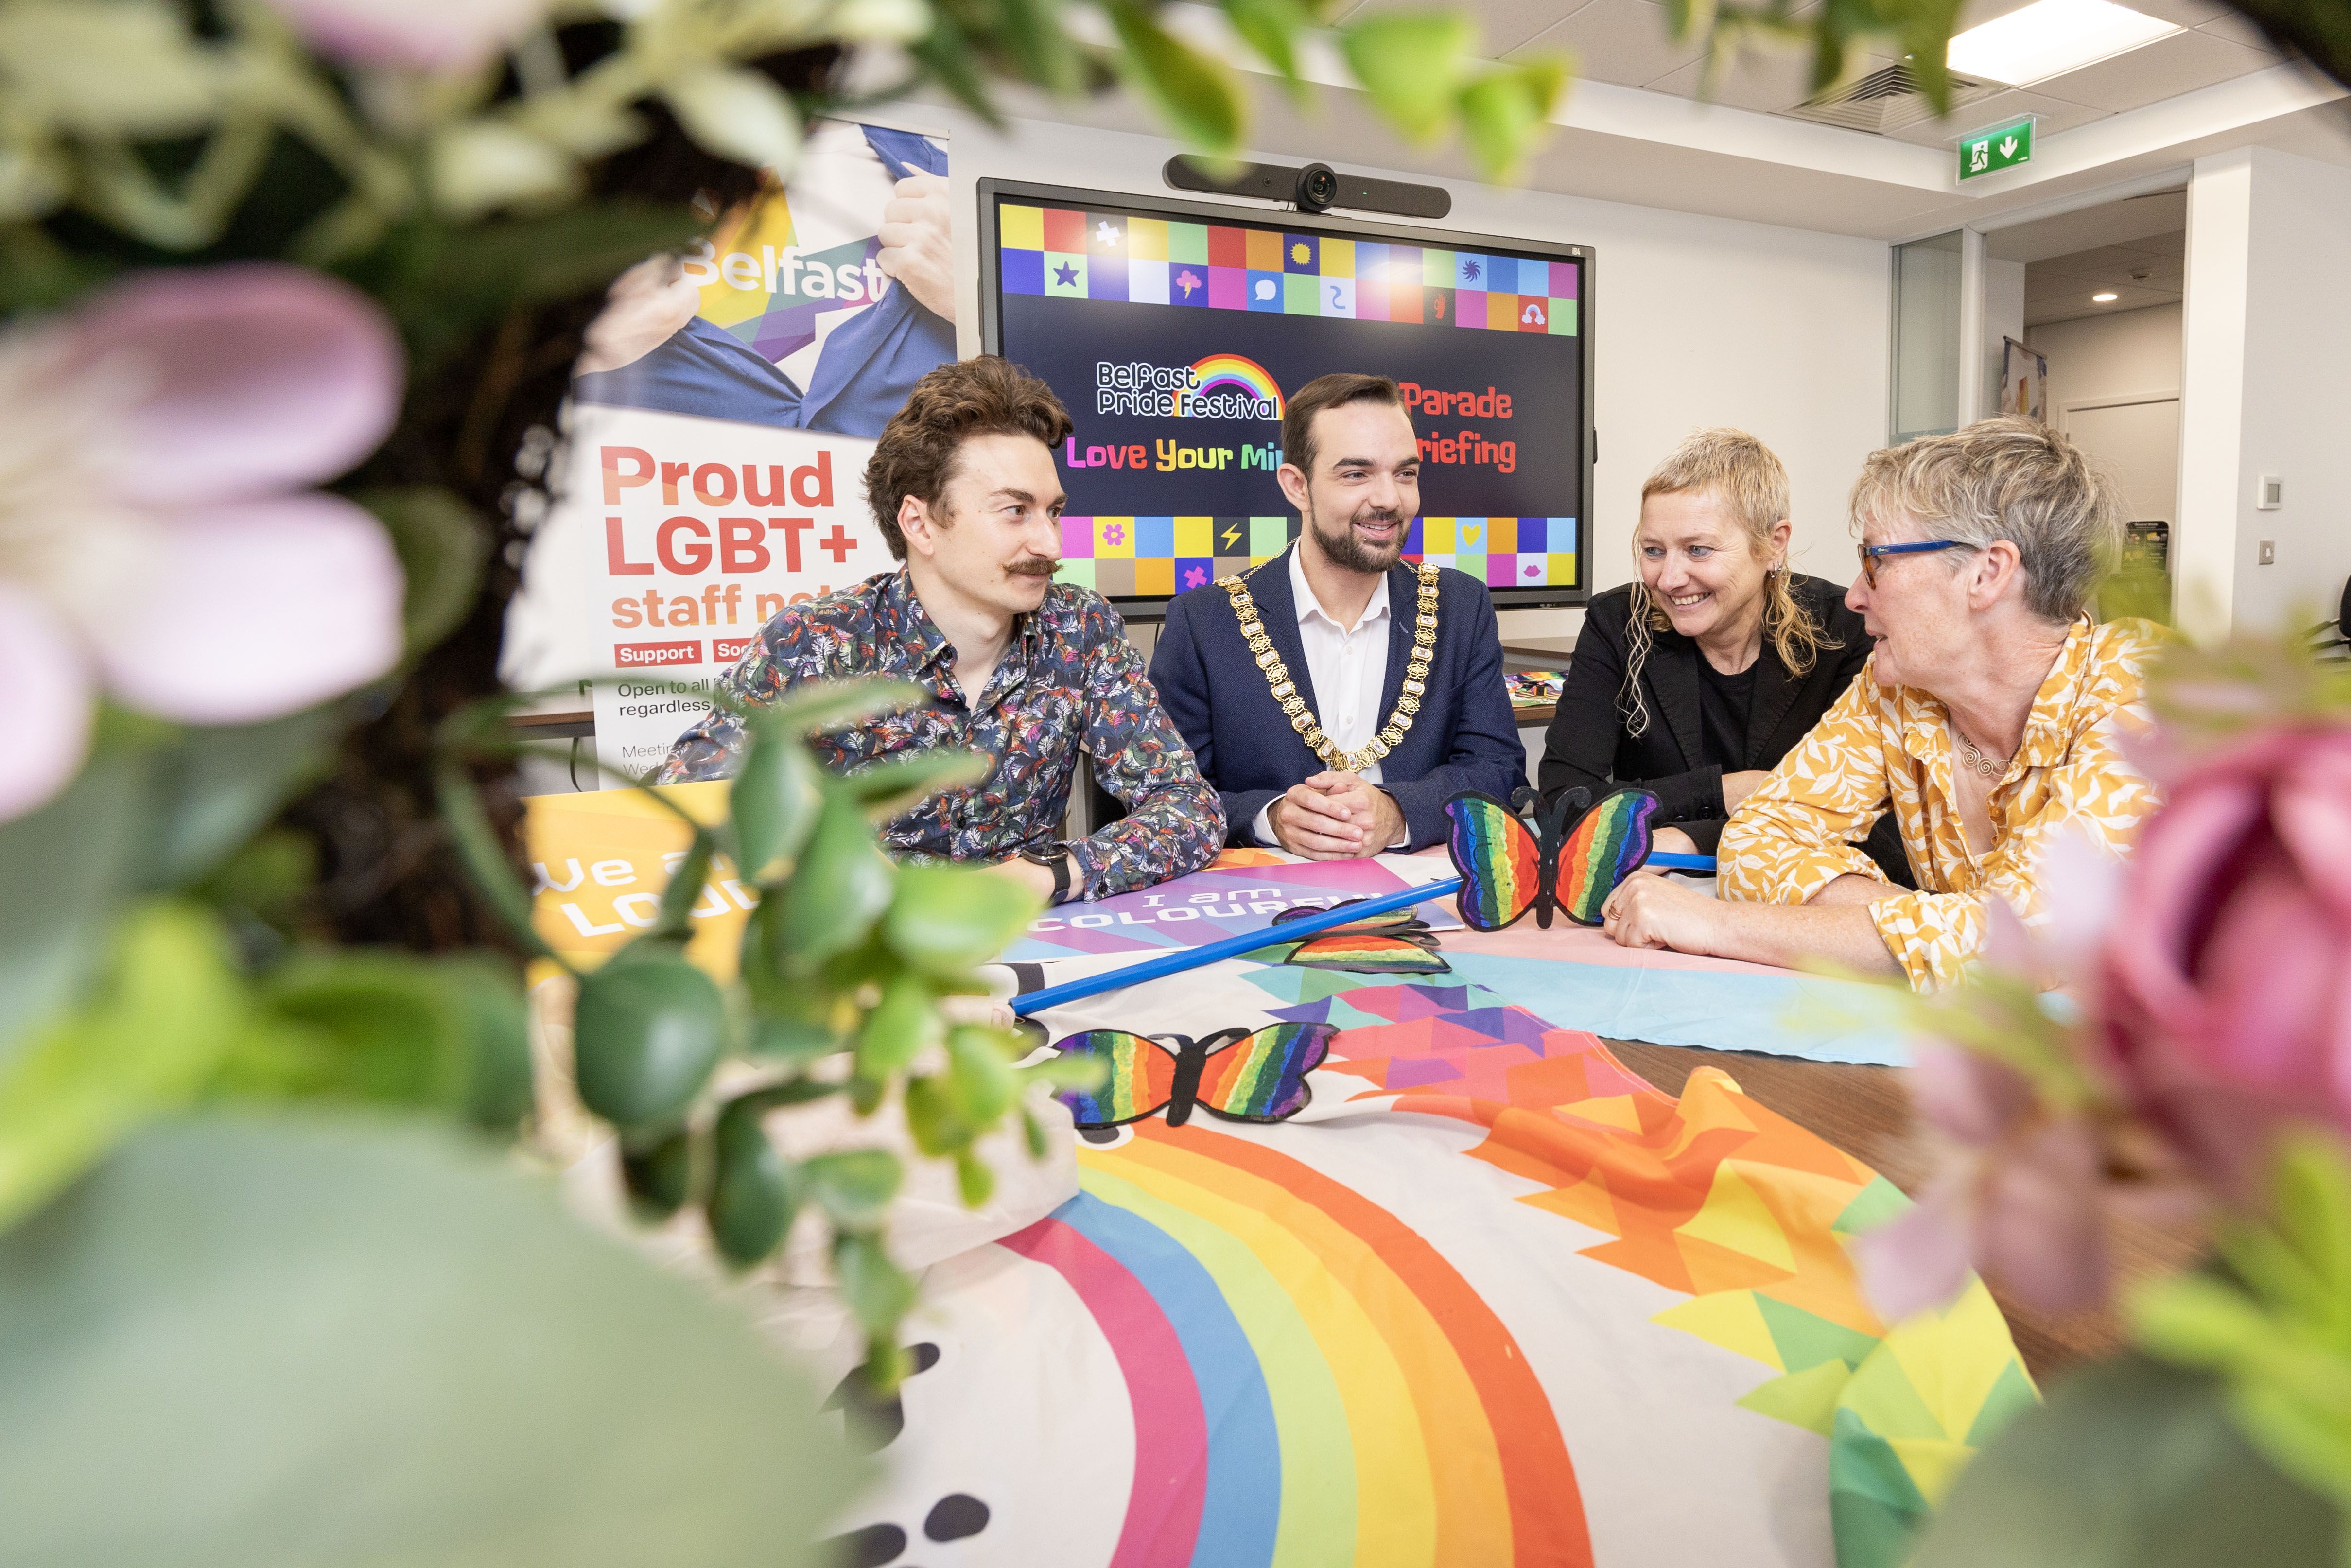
[1598,417,2166,991]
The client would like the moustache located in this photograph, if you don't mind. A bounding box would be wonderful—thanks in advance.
[1007,556,1059,578]
[1351,508,1404,526]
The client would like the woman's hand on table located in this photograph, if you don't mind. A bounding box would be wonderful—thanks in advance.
[1600,871,1719,952]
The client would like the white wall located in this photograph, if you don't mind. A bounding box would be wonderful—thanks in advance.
[911,109,1894,631]
[2178,146,2351,639]
[1984,257,2025,419]
[2027,303,2182,417]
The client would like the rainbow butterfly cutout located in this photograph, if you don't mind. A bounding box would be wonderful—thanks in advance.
[1244,899,1450,975]
[1444,785,1662,930]
[1049,1023,1336,1129]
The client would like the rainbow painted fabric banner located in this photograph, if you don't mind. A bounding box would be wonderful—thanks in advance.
[826,966,2029,1567]
[997,203,1580,335]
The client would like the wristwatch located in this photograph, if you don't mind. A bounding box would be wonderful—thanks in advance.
[1018,843,1076,905]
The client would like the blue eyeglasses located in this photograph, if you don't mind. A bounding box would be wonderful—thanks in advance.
[1857,540,1975,587]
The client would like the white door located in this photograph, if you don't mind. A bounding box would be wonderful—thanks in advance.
[2064,396,2180,523]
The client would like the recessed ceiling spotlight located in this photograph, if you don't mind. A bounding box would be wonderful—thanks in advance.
[2092,291,2120,302]
[1947,0,2181,86]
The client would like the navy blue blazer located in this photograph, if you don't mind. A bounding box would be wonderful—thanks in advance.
[1149,548,1527,851]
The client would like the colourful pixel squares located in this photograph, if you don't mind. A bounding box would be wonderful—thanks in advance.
[998,204,1579,338]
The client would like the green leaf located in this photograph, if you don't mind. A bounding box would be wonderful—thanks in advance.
[0,904,248,1232]
[147,708,346,891]
[998,0,1088,93]
[884,861,1039,976]
[441,956,535,1131]
[707,1093,803,1266]
[771,793,895,969]
[1105,0,1246,152]
[1341,11,1475,140]
[650,829,720,942]
[855,972,941,1081]
[232,951,468,1110]
[0,1114,861,1565]
[0,749,147,1061]
[571,958,726,1130]
[903,1073,971,1158]
[907,11,1006,123]
[621,1125,698,1220]
[945,1025,1017,1126]
[426,119,581,223]
[805,1149,904,1231]
[832,1229,916,1335]
[758,679,926,738]
[1020,1102,1049,1159]
[1910,1355,2337,1568]
[842,748,992,821]
[662,65,804,174]
[358,487,491,661]
[955,1148,995,1208]
[1220,0,1313,87]
[1457,58,1566,181]
[0,0,221,138]
[435,764,558,962]
[730,727,823,883]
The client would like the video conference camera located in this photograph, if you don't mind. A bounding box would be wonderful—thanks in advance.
[1162,157,1451,220]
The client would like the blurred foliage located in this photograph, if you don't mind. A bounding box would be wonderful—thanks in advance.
[442,679,1099,1384]
[0,1113,858,1568]
[1911,1353,2339,1568]
[2132,1136,2351,1556]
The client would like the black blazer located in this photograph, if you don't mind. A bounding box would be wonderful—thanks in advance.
[1150,548,1528,852]
[1538,573,1913,884]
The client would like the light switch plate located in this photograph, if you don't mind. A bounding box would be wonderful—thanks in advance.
[2259,540,2278,565]
[2257,474,2284,510]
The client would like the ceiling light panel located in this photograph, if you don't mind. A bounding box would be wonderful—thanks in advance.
[1946,0,2181,86]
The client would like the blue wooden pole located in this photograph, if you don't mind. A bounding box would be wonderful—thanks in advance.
[1010,877,1465,1017]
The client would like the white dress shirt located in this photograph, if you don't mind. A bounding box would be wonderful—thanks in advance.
[1250,548,1409,848]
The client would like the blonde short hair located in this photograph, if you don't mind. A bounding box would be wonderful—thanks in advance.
[1620,429,1834,738]
[1849,417,2123,624]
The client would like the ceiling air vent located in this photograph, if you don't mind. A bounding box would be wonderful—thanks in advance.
[1779,61,2003,134]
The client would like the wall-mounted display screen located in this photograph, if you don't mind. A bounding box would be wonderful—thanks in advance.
[978,179,1592,614]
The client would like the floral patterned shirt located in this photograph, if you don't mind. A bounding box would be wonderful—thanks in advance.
[1718,615,2166,991]
[654,569,1223,899]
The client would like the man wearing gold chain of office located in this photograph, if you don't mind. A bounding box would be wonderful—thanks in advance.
[1150,373,1527,857]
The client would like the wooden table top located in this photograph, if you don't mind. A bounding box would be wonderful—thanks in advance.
[1604,1039,2199,1387]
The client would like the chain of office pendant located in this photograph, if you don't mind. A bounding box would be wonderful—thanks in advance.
[1218,563,1440,773]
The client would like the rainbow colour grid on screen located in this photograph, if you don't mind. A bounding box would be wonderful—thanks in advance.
[992,195,1587,603]
[1052,516,1580,598]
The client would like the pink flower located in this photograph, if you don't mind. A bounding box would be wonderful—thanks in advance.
[263,0,550,71]
[1856,1044,2114,1320]
[0,264,405,819]
[2097,725,2351,1191]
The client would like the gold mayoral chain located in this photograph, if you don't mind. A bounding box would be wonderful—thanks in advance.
[1217,563,1441,774]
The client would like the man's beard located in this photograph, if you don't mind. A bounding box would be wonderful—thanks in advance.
[1307,500,1405,574]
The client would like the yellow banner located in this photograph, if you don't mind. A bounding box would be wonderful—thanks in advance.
[523,782,747,978]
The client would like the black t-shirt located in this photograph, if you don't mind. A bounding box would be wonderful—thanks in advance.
[1695,657,1756,773]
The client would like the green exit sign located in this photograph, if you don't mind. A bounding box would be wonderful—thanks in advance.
[1959,116,2035,180]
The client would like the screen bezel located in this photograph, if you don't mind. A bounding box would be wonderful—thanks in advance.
[976,176,1595,619]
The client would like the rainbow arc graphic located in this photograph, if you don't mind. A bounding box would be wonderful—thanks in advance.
[1003,1119,1590,1568]
[1184,353,1285,418]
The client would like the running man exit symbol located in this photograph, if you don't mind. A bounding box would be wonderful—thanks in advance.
[1958,116,2034,180]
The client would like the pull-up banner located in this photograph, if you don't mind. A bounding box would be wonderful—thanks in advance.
[503,120,955,782]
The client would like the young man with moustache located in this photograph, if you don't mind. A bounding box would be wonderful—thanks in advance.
[657,356,1223,903]
[1149,372,1525,858]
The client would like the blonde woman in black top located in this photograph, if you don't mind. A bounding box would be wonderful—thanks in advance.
[1539,428,1912,884]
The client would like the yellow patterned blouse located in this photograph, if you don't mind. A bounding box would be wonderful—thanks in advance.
[1717,615,2166,991]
